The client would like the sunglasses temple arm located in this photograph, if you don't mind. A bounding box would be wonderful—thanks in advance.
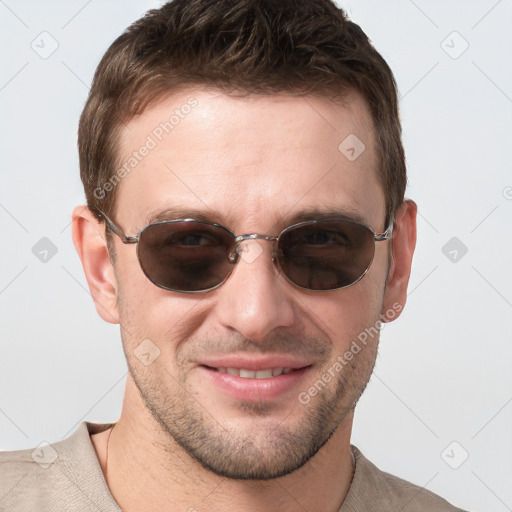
[374,223,394,242]
[97,210,138,244]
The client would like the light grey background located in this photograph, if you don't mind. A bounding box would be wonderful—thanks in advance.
[1,1,511,511]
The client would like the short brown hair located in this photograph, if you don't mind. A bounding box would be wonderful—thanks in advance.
[78,0,406,225]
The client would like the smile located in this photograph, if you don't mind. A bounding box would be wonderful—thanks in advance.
[210,367,295,378]
[200,364,311,402]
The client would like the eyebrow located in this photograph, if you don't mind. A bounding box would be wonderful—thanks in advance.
[146,207,225,226]
[144,205,371,232]
[285,207,368,226]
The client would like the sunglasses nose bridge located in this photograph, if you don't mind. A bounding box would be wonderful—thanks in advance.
[230,233,279,260]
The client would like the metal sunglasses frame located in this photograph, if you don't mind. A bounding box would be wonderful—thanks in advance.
[97,210,394,293]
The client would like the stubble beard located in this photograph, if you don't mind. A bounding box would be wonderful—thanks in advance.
[125,342,378,480]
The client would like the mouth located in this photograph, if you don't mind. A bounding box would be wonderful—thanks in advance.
[204,366,296,378]
[197,359,313,402]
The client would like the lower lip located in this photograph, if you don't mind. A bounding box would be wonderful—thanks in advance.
[199,366,311,402]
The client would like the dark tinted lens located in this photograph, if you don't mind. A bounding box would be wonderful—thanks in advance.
[137,221,236,291]
[277,220,375,290]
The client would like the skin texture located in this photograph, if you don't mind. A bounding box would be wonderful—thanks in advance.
[73,88,417,512]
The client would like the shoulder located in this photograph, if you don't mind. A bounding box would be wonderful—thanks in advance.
[0,435,67,510]
[342,445,469,512]
[0,422,119,511]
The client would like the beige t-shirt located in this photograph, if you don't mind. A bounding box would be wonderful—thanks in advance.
[0,422,468,511]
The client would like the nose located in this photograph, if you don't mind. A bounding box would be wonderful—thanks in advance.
[213,239,296,342]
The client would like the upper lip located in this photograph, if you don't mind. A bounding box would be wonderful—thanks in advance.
[200,355,313,371]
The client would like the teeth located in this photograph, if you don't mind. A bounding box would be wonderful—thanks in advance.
[255,369,273,379]
[214,367,294,378]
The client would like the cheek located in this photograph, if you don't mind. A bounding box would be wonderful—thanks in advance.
[305,273,385,352]
[114,255,211,371]
[114,251,176,342]
[115,255,152,324]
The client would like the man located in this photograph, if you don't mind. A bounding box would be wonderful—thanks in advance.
[0,0,469,510]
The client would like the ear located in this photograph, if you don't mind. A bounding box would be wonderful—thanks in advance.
[381,199,417,322]
[71,206,120,324]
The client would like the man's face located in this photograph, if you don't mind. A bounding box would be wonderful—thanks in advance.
[110,88,390,479]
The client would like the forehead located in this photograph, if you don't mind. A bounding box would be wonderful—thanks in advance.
[115,88,385,232]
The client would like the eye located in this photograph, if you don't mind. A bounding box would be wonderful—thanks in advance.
[300,229,350,246]
[165,231,220,247]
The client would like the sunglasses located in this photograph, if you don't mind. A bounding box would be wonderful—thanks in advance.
[98,210,393,293]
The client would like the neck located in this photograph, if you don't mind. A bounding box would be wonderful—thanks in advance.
[99,378,356,512]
